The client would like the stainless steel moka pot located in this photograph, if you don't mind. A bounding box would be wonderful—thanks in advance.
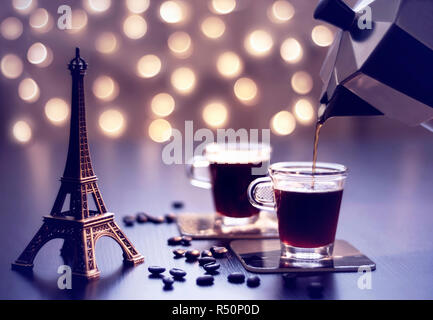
[314,0,433,131]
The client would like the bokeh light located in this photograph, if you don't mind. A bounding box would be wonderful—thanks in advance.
[148,119,172,143]
[201,16,225,39]
[126,0,150,13]
[29,8,52,33]
[171,67,196,94]
[271,110,296,135]
[1,17,23,40]
[280,37,303,63]
[168,31,192,58]
[1,54,23,79]
[151,93,175,117]
[216,51,243,78]
[12,0,36,14]
[99,109,125,138]
[291,71,313,95]
[18,78,40,103]
[160,1,185,24]
[268,1,295,23]
[202,101,228,128]
[210,0,236,15]
[137,55,162,78]
[312,25,334,47]
[123,15,147,39]
[84,0,111,14]
[234,77,258,104]
[95,32,118,54]
[245,30,274,57]
[67,9,88,34]
[293,98,314,124]
[12,120,32,143]
[27,42,47,65]
[45,98,69,125]
[92,76,119,101]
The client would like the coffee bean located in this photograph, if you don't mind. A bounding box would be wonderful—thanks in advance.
[201,250,213,258]
[307,282,324,298]
[181,236,192,246]
[282,273,297,287]
[162,276,174,287]
[165,213,177,223]
[136,212,148,223]
[228,273,245,284]
[123,216,135,226]
[148,266,165,275]
[169,268,187,279]
[185,249,200,261]
[173,249,186,258]
[198,257,216,266]
[196,275,214,286]
[247,276,261,288]
[147,215,165,224]
[172,201,184,209]
[203,262,220,273]
[167,236,183,246]
[211,246,228,258]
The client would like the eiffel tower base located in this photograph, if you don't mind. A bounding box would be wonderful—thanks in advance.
[12,213,144,280]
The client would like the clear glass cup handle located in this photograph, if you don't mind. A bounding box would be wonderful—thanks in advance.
[247,177,275,211]
[186,156,212,189]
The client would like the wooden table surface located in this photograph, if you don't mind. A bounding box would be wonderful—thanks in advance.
[1,126,433,300]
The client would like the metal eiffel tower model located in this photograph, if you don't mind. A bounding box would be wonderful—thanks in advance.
[12,48,144,279]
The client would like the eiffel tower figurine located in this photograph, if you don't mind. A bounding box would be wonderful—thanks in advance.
[12,48,144,279]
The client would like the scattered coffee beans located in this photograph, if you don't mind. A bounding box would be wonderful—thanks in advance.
[307,282,324,298]
[198,257,216,266]
[169,268,187,279]
[196,275,214,286]
[203,263,220,273]
[136,212,148,223]
[165,213,177,223]
[123,216,135,226]
[148,266,165,275]
[173,249,186,258]
[282,273,297,287]
[172,201,184,209]
[228,272,245,284]
[201,250,213,258]
[147,215,165,224]
[211,246,228,258]
[167,236,183,246]
[185,249,200,261]
[181,236,192,246]
[162,276,174,287]
[247,276,261,288]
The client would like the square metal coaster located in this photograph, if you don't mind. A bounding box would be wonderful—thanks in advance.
[230,239,376,273]
[177,212,279,239]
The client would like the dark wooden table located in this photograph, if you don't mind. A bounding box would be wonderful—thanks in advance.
[1,123,433,300]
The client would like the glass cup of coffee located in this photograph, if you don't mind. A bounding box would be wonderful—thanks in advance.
[187,143,271,226]
[248,162,347,261]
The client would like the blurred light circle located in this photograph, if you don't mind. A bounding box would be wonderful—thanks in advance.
[37,46,53,68]
[168,31,192,58]
[27,42,47,65]
[160,1,184,24]
[68,9,88,33]
[123,15,147,39]
[245,30,274,57]
[291,71,313,95]
[13,120,32,143]
[216,51,242,78]
[280,37,302,63]
[126,0,150,13]
[211,0,236,15]
[137,55,162,78]
[85,0,111,13]
[151,93,175,117]
[312,25,334,47]
[95,32,118,54]
[171,67,196,94]
[29,8,50,31]
[148,119,172,143]
[99,109,125,137]
[1,17,23,40]
[92,76,118,101]
[201,16,225,39]
[18,78,40,103]
[12,0,36,14]
[271,110,296,135]
[234,77,257,103]
[294,99,314,124]
[202,101,228,128]
[1,54,23,79]
[269,1,295,23]
[45,98,69,125]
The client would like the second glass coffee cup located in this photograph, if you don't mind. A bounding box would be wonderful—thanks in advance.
[187,143,271,226]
